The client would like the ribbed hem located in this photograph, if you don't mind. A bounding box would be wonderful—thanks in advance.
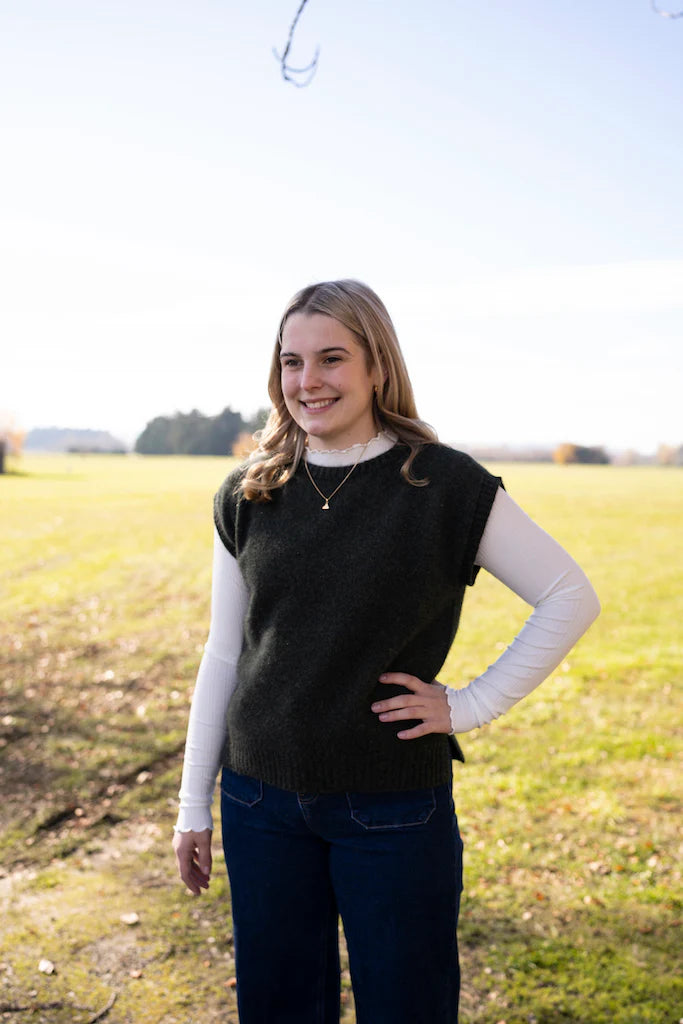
[224,736,454,794]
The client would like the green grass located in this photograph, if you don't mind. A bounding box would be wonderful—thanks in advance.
[1,454,681,1023]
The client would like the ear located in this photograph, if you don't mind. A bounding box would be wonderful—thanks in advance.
[373,371,386,395]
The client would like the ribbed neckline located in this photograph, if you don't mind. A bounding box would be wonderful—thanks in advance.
[298,442,407,477]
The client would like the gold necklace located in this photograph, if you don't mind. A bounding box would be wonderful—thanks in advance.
[303,441,370,510]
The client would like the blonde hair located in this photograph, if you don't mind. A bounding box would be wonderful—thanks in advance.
[240,279,437,502]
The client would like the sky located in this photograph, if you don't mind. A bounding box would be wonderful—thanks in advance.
[2,0,682,454]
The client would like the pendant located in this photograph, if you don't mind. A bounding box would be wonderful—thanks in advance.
[322,501,330,510]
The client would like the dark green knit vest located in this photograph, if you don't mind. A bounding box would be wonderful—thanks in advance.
[214,443,501,793]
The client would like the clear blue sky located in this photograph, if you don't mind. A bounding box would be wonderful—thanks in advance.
[2,0,682,452]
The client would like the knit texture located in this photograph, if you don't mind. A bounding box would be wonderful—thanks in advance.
[214,443,502,793]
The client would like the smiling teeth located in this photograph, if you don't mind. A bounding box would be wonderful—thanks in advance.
[304,400,336,409]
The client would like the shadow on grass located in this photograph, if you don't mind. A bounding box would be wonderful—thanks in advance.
[0,635,186,870]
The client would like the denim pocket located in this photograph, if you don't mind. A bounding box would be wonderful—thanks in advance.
[347,788,436,830]
[220,767,264,807]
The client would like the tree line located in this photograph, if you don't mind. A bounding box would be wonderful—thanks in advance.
[134,407,269,456]
[2,415,681,467]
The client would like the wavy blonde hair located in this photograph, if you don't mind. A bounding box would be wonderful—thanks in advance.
[240,279,438,502]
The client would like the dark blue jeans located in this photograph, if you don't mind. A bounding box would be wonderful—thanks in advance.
[220,767,463,1024]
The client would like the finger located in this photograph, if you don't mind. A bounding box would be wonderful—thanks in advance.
[378,672,429,691]
[178,863,202,896]
[397,722,433,740]
[173,830,212,883]
[185,880,205,896]
[178,857,201,890]
[189,867,211,892]
[183,875,202,896]
[183,861,210,895]
[195,834,213,877]
[371,694,424,713]
[188,856,211,882]
[175,846,210,894]
[376,706,429,723]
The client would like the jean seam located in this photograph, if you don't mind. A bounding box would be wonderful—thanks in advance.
[220,779,263,808]
[297,794,328,835]
[346,791,436,830]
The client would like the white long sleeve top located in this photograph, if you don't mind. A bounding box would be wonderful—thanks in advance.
[175,434,600,833]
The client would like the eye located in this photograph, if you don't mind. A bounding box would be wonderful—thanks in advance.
[323,355,342,364]
[281,358,300,369]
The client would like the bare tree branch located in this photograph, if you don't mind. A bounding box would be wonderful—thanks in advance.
[651,0,683,17]
[274,0,320,87]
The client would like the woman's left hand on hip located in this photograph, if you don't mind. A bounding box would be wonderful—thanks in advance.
[371,673,452,739]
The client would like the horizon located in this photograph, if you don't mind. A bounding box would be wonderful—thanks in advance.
[20,421,678,459]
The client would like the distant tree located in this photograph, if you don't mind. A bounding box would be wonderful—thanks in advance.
[207,407,245,455]
[656,443,683,466]
[244,407,271,434]
[553,443,610,465]
[175,409,210,455]
[135,407,246,455]
[0,413,26,472]
[614,449,641,467]
[135,415,174,454]
[232,431,257,459]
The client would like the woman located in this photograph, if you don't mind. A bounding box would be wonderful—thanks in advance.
[173,279,600,1024]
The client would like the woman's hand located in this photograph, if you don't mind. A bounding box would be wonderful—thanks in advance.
[172,828,213,895]
[371,673,452,739]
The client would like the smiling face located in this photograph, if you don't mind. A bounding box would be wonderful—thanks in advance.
[280,312,381,451]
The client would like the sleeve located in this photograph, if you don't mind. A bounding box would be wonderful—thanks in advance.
[174,526,249,833]
[445,487,601,733]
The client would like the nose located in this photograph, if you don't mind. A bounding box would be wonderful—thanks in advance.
[300,360,322,391]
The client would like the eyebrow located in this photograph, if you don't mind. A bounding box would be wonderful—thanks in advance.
[279,346,351,359]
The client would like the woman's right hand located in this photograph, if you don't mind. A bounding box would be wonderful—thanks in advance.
[172,828,213,895]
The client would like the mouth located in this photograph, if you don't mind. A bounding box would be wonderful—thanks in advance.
[300,398,339,410]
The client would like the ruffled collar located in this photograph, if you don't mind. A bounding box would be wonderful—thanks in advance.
[305,431,397,467]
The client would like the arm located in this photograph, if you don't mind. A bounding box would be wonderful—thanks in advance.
[372,487,601,737]
[445,486,600,731]
[172,527,248,893]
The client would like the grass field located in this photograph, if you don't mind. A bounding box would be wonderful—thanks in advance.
[1,453,681,1024]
